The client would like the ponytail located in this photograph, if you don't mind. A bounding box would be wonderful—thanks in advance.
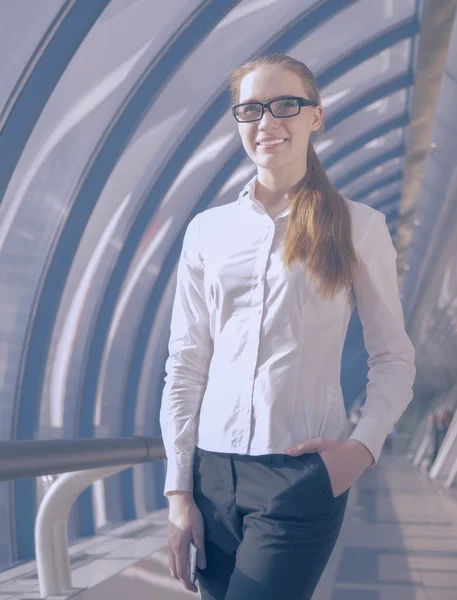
[282,140,357,299]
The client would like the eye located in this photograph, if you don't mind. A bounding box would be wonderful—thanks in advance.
[236,103,262,121]
[273,98,299,116]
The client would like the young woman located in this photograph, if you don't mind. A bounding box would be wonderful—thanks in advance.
[160,54,416,600]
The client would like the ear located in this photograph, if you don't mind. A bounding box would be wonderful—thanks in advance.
[311,105,324,131]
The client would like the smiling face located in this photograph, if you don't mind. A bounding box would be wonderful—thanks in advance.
[236,66,323,178]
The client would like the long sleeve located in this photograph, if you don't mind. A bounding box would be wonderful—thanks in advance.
[159,213,213,495]
[349,210,416,466]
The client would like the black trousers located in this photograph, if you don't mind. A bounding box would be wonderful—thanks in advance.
[193,447,349,600]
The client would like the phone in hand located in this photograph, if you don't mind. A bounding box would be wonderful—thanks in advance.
[189,540,198,584]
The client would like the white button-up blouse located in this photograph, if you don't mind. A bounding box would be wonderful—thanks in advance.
[159,176,416,495]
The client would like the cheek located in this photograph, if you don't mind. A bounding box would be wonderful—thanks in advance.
[289,122,312,150]
[239,126,257,154]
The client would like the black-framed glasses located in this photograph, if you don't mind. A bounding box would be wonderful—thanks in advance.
[232,96,318,123]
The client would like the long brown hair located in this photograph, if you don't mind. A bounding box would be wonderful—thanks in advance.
[230,53,357,300]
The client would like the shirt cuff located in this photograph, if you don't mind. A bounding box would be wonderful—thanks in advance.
[163,452,195,496]
[348,415,387,468]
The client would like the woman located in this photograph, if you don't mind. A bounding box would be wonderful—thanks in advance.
[160,53,416,600]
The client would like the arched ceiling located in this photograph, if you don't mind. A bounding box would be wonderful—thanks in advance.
[1,0,456,565]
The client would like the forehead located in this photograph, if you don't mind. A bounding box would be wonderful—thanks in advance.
[238,66,307,103]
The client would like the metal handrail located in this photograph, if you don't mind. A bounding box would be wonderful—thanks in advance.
[0,435,164,481]
[1,436,166,598]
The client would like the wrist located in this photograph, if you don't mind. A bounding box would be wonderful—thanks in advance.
[166,490,194,503]
[344,439,374,470]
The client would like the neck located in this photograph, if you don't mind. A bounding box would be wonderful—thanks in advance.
[255,164,307,208]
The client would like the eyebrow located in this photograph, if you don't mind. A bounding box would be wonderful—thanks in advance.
[238,94,302,104]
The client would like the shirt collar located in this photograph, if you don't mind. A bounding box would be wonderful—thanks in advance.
[238,175,291,220]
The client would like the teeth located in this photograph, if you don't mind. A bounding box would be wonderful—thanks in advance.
[258,139,285,147]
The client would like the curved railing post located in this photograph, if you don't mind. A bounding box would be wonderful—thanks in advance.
[35,464,128,597]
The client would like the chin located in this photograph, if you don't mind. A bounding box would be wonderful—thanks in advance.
[254,154,288,169]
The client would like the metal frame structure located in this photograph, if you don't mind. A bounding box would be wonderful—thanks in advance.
[0,0,110,207]
[2,0,456,569]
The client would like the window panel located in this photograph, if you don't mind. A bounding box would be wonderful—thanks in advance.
[327,128,404,182]
[0,0,66,115]
[342,157,404,198]
[321,39,412,112]
[289,0,415,74]
[316,89,408,160]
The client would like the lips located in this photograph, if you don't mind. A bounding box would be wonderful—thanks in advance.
[256,138,288,147]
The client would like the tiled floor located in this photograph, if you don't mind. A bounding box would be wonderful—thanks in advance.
[3,453,457,599]
[329,454,457,600]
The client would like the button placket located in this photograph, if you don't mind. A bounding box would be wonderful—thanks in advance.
[240,218,273,449]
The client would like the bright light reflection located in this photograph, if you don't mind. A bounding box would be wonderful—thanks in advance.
[216,0,281,29]
[49,193,131,428]
[165,132,237,203]
[219,165,256,198]
[321,88,352,109]
[314,139,334,154]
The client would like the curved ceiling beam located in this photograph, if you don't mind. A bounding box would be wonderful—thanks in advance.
[0,0,110,209]
[13,0,240,556]
[351,170,403,202]
[333,144,405,189]
[372,193,402,213]
[322,113,408,169]
[317,15,420,88]
[324,71,414,131]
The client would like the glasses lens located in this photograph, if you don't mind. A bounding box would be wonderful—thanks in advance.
[235,103,262,122]
[270,98,300,117]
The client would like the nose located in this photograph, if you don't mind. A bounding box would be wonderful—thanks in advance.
[258,106,279,128]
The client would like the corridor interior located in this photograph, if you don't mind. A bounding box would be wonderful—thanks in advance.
[2,450,457,600]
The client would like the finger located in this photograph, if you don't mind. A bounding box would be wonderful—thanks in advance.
[176,542,198,593]
[168,547,178,579]
[288,437,328,455]
[192,529,207,569]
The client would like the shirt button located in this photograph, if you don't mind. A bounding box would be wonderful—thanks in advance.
[257,308,262,315]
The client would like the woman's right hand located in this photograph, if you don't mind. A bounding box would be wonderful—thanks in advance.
[167,491,207,593]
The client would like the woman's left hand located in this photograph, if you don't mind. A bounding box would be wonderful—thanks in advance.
[285,438,374,498]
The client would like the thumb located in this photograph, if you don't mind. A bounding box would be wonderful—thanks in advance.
[286,438,324,456]
[192,528,206,570]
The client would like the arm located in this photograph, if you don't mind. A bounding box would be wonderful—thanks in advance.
[349,211,416,467]
[159,213,213,495]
